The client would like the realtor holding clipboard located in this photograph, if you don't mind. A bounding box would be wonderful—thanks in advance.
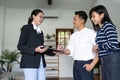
[17,9,55,80]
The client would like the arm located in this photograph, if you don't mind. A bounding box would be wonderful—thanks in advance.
[17,25,46,55]
[98,24,118,50]
[83,31,99,71]
[53,45,70,55]
[83,52,99,72]
[17,25,35,55]
[63,49,70,55]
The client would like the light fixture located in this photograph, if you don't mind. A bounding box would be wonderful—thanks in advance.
[48,0,52,5]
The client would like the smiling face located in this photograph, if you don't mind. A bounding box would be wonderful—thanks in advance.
[33,12,44,26]
[91,11,104,27]
[73,15,84,29]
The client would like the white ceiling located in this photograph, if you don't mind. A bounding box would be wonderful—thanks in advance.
[0,0,96,10]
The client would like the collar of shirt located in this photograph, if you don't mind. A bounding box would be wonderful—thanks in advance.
[32,22,41,34]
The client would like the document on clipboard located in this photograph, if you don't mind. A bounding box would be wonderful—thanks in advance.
[47,48,64,53]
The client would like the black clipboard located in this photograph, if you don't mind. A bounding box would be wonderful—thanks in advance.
[47,48,64,53]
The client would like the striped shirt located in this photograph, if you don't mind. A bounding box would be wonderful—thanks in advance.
[96,22,120,56]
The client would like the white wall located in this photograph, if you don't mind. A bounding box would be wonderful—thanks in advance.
[0,0,95,10]
[59,55,74,77]
[3,9,31,50]
[93,0,120,41]
[0,6,4,54]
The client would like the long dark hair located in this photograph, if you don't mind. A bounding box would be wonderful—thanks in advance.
[89,5,113,32]
[28,9,44,24]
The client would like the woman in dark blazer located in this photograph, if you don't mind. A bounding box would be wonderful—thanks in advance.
[17,9,55,80]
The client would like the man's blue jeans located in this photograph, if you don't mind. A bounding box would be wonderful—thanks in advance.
[100,52,120,80]
[73,60,94,80]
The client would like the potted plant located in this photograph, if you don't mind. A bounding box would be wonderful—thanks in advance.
[0,49,20,80]
[51,34,56,41]
[46,34,51,40]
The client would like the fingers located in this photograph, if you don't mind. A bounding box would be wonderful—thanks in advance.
[57,45,64,50]
[35,46,47,53]
[83,64,87,68]
[53,51,62,55]
[54,45,64,55]
[83,64,92,72]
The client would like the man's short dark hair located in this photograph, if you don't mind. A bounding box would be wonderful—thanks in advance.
[75,11,88,23]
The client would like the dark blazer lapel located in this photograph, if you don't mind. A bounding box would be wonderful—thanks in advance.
[29,23,39,36]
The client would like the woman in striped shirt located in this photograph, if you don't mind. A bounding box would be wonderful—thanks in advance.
[89,5,120,80]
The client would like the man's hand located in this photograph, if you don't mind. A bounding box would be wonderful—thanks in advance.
[53,45,64,55]
[83,64,94,72]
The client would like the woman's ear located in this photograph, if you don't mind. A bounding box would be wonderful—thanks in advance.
[32,15,35,19]
[101,13,104,18]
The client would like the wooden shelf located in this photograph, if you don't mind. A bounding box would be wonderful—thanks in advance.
[46,69,58,71]
[46,62,58,64]
[44,40,59,78]
[44,40,56,42]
